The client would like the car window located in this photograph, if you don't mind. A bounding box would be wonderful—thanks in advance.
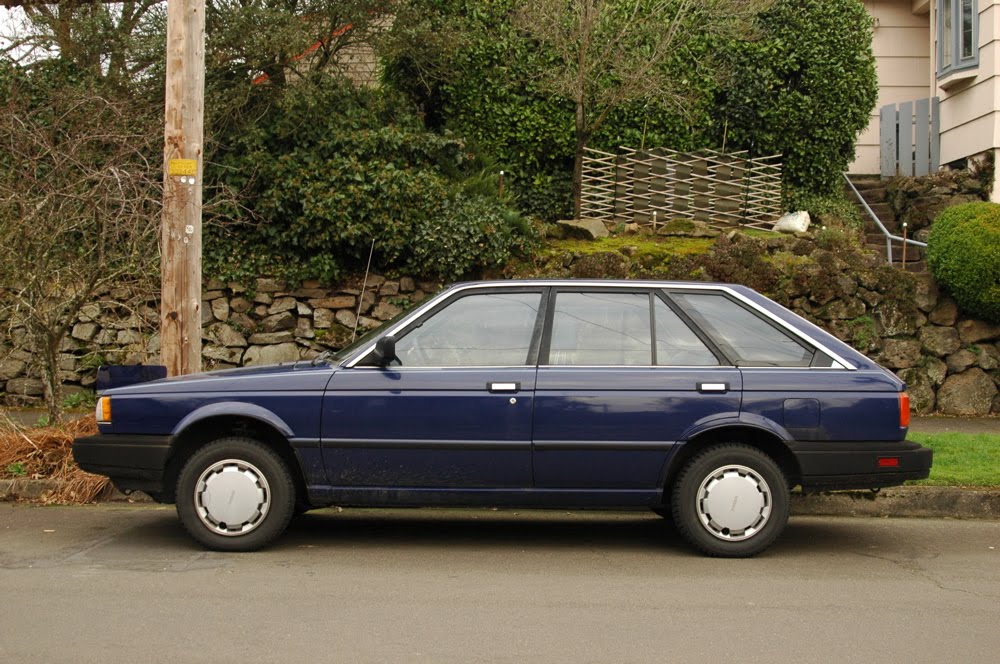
[653,297,719,366]
[393,292,542,366]
[549,292,651,365]
[670,292,814,367]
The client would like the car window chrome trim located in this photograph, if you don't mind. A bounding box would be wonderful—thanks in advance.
[537,364,737,370]
[344,280,856,371]
[348,364,537,371]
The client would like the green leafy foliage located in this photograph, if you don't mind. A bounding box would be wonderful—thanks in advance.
[714,0,878,196]
[927,202,1000,323]
[407,195,538,280]
[204,77,535,282]
[384,0,716,221]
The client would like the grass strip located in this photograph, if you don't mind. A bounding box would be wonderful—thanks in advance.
[909,431,1000,487]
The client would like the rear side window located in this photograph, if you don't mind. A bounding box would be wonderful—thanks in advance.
[653,298,718,366]
[549,292,650,365]
[545,291,719,366]
[671,292,814,367]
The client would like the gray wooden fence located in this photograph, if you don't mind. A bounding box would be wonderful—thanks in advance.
[581,147,783,231]
[880,98,940,178]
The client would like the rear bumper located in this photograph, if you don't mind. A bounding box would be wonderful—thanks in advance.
[72,434,172,494]
[792,440,932,491]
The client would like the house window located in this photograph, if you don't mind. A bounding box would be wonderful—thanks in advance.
[939,0,978,76]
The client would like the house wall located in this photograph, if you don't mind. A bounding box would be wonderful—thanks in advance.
[932,0,1000,166]
[850,1,932,174]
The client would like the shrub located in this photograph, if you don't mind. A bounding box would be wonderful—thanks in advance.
[383,0,714,222]
[927,202,1000,323]
[407,194,537,280]
[203,77,536,282]
[714,0,878,196]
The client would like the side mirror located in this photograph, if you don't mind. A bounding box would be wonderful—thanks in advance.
[372,335,397,367]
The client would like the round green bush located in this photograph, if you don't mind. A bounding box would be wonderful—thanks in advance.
[927,202,1000,323]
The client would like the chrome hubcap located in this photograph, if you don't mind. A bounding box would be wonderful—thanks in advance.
[195,459,270,536]
[696,464,771,542]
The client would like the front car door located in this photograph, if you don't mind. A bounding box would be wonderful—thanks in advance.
[320,287,545,498]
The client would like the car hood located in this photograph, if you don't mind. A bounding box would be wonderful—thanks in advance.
[104,361,336,395]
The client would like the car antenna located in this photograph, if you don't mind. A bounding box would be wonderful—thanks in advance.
[352,237,376,342]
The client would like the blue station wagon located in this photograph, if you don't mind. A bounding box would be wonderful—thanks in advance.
[73,280,932,557]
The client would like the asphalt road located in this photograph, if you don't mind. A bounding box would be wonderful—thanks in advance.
[1,505,998,664]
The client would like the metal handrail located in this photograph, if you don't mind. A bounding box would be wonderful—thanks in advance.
[843,173,927,263]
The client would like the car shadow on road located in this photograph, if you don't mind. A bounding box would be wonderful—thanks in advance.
[283,508,687,554]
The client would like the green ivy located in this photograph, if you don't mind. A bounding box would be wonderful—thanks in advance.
[715,0,878,196]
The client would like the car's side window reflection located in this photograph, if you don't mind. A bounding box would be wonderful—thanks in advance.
[549,292,651,365]
[653,298,719,366]
[394,292,542,367]
[671,292,814,367]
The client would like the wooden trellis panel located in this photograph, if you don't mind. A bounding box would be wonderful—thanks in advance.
[581,147,783,231]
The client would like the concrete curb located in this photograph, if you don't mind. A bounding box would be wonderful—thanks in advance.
[2,479,999,519]
[0,479,151,503]
[790,486,1000,520]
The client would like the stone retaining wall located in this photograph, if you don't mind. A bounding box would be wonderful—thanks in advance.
[2,254,998,415]
[0,274,440,404]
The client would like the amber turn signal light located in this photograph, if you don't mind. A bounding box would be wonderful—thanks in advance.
[96,396,112,423]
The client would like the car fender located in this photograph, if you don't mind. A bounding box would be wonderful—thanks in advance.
[658,412,795,489]
[172,401,295,439]
[677,411,792,445]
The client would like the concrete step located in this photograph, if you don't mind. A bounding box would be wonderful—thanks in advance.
[856,186,889,202]
[866,202,893,217]
[846,175,883,190]
[866,242,924,258]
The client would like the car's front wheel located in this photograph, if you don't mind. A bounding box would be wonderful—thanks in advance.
[671,443,789,558]
[176,437,296,551]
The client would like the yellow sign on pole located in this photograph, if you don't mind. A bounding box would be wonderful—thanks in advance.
[167,159,198,176]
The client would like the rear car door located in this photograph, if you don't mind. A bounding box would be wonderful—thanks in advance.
[531,288,742,495]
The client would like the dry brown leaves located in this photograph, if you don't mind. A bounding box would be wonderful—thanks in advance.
[0,413,114,503]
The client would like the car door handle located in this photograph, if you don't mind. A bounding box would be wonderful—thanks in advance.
[488,382,520,393]
[698,382,729,393]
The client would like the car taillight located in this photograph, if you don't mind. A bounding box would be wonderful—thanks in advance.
[899,392,910,428]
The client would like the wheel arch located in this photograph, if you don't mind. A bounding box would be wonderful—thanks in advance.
[661,425,801,496]
[160,414,307,506]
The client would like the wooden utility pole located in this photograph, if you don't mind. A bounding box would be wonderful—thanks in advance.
[161,0,205,376]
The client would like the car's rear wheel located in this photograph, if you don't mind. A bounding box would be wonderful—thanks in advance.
[176,437,295,551]
[671,443,789,558]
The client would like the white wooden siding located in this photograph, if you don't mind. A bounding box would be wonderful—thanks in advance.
[851,1,932,174]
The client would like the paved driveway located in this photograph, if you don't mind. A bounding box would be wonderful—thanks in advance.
[1,504,998,663]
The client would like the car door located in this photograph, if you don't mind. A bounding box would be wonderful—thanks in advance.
[320,288,545,491]
[532,288,742,494]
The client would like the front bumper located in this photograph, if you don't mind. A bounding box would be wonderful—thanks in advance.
[72,434,172,494]
[793,440,932,491]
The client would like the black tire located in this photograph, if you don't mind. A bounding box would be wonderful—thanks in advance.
[175,436,296,552]
[671,443,789,558]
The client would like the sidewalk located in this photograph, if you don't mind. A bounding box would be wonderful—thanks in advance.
[909,415,998,435]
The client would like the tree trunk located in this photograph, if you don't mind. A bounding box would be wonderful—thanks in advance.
[37,331,64,425]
